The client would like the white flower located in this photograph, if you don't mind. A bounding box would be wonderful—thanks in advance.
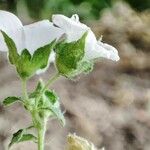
[0,10,23,52]
[52,14,120,61]
[0,10,64,55]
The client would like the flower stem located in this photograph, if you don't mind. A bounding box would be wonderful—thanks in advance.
[22,79,28,100]
[35,73,60,150]
[37,119,47,150]
[42,72,60,93]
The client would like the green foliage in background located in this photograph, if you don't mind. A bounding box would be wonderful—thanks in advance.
[0,0,149,20]
[125,0,150,11]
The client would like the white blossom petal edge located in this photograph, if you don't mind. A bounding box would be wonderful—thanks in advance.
[52,14,120,61]
[0,10,23,52]
[0,10,64,55]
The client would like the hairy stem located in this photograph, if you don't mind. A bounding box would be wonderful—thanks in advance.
[22,79,28,100]
[21,74,60,150]
[42,72,60,93]
[37,119,47,150]
[35,73,60,149]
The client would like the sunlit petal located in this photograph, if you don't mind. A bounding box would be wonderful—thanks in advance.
[23,20,64,54]
[52,14,89,42]
[52,14,120,62]
[85,30,97,56]
[88,41,120,61]
[0,10,23,52]
[98,41,120,61]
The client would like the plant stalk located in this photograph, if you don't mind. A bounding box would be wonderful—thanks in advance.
[37,119,47,150]
[36,73,60,150]
[22,73,60,150]
[22,79,28,100]
[42,72,60,93]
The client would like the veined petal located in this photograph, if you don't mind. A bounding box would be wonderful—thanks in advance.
[52,14,89,42]
[86,41,120,61]
[23,20,64,55]
[0,10,23,52]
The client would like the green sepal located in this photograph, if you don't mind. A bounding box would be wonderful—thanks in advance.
[0,31,19,65]
[77,60,94,75]
[9,129,37,148]
[55,32,87,78]
[3,96,22,106]
[1,31,56,79]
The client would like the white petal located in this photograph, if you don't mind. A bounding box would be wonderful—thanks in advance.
[52,14,89,42]
[85,30,97,56]
[87,41,120,61]
[85,43,107,60]
[70,14,80,22]
[23,20,64,55]
[52,14,120,62]
[98,41,120,61]
[0,10,23,52]
[52,14,97,53]
[49,50,55,62]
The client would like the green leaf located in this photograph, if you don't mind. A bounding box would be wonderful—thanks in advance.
[9,129,24,148]
[9,129,37,148]
[28,81,65,125]
[40,90,65,126]
[19,134,37,143]
[1,31,56,79]
[3,96,21,106]
[44,90,57,104]
[45,90,65,126]
[29,79,44,98]
[55,32,87,78]
[49,106,65,126]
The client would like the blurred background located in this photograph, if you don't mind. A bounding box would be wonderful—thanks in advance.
[0,0,150,150]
